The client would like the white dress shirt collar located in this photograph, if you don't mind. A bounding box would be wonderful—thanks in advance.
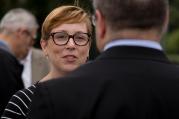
[104,39,162,51]
[20,49,32,88]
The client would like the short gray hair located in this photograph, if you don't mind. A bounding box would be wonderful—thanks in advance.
[0,8,39,32]
[93,0,169,33]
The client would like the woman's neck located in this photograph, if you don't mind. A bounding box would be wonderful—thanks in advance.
[39,70,66,83]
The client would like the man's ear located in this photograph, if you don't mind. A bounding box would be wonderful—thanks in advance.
[95,10,106,39]
[95,9,107,52]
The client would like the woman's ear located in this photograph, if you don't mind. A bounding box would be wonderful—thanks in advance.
[40,39,48,57]
[86,56,89,62]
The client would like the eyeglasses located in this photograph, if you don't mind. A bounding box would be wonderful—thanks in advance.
[24,30,37,39]
[49,31,91,46]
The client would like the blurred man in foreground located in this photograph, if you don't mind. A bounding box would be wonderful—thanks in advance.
[28,0,179,118]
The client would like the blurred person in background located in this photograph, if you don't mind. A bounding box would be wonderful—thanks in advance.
[0,8,50,90]
[0,8,49,115]
[20,28,50,88]
[20,46,50,88]
[28,0,179,119]
[0,8,36,115]
[0,8,38,60]
[1,5,92,118]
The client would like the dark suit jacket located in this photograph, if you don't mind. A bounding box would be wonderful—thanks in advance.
[0,49,24,115]
[28,46,179,119]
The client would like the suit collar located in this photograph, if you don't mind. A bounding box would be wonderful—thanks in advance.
[97,46,170,63]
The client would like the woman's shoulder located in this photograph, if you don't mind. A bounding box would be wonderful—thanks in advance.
[9,84,37,109]
[16,84,37,98]
[1,84,37,118]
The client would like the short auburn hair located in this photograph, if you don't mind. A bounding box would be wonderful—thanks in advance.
[41,5,92,40]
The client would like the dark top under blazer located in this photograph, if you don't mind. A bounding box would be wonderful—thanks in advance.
[0,49,24,115]
[28,46,179,119]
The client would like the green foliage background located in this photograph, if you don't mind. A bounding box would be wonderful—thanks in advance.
[1,0,179,61]
[161,0,179,63]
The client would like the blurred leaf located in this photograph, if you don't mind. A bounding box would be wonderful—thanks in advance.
[167,54,179,64]
[163,29,179,54]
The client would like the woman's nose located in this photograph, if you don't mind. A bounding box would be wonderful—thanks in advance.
[66,38,76,49]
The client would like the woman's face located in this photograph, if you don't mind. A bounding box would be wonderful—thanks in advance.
[41,23,90,74]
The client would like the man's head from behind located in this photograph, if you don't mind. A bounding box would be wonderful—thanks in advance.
[92,0,169,51]
[0,8,39,59]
